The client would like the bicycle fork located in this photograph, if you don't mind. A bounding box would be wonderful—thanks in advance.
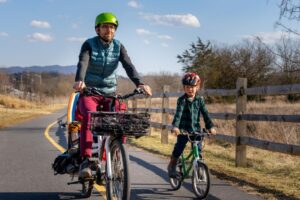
[96,135,113,181]
[192,141,204,183]
[104,136,112,180]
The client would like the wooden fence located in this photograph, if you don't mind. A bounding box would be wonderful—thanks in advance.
[128,78,300,167]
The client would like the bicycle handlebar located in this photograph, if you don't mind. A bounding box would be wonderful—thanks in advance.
[180,128,210,137]
[82,87,146,99]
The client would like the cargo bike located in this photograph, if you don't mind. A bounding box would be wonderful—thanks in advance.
[52,87,150,200]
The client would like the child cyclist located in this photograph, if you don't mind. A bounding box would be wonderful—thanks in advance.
[168,72,216,177]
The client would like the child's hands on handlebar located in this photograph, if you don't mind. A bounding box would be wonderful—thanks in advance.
[171,127,180,136]
[208,128,217,135]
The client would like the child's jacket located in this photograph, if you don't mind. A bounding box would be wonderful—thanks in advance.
[172,94,214,132]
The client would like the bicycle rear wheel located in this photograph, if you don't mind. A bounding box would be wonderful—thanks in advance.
[169,160,183,190]
[106,139,130,200]
[192,161,210,199]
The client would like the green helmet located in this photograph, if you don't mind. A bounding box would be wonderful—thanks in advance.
[95,12,118,28]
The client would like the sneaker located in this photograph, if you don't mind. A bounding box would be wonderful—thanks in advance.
[79,158,92,179]
[167,156,178,178]
[167,164,177,178]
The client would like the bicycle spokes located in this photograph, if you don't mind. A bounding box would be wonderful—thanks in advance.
[111,148,124,199]
[192,162,210,199]
[195,166,207,183]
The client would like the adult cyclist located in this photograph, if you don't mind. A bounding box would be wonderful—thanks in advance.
[72,12,152,179]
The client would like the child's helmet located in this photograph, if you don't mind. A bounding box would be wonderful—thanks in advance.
[182,72,201,86]
[95,12,118,28]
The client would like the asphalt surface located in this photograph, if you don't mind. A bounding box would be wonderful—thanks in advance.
[0,109,264,200]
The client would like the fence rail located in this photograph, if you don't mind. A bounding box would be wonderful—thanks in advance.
[148,83,300,98]
[129,79,300,166]
[130,108,300,123]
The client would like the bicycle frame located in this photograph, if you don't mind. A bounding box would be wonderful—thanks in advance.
[180,138,203,179]
[169,130,210,199]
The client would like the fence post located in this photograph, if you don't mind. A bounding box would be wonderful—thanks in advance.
[236,78,247,167]
[145,96,152,135]
[161,85,170,144]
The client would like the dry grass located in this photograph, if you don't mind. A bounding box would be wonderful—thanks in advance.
[0,94,33,109]
[128,97,300,199]
[129,130,300,200]
[0,94,66,128]
[131,98,300,145]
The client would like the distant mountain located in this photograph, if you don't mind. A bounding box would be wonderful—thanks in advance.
[0,65,76,74]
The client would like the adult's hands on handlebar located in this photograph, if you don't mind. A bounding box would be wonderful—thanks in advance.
[73,81,86,91]
[72,81,152,96]
[138,84,152,96]
[77,86,149,100]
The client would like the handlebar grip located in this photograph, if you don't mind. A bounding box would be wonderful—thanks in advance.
[134,87,146,94]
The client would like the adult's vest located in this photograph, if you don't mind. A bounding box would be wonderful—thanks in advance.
[84,37,121,94]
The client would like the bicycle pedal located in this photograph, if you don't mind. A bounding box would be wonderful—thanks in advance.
[82,177,94,181]
[96,177,104,185]
[88,158,98,162]
[67,181,80,185]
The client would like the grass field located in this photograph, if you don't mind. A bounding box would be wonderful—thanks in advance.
[133,97,300,144]
[128,97,300,200]
[0,94,67,128]
[129,130,300,200]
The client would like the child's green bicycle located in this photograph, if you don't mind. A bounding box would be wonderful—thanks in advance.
[169,129,210,199]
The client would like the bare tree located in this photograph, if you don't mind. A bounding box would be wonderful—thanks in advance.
[177,38,275,89]
[275,37,300,83]
[277,0,300,35]
[143,72,182,93]
[0,72,11,93]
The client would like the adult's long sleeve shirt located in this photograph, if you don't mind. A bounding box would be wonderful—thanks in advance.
[75,40,143,87]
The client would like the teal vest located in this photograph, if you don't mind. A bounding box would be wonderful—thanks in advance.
[85,36,121,94]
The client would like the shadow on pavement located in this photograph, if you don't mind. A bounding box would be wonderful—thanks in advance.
[54,124,68,149]
[0,127,47,132]
[131,187,220,200]
[0,192,101,200]
[130,155,221,200]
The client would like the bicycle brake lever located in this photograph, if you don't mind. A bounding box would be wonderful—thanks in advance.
[134,87,145,94]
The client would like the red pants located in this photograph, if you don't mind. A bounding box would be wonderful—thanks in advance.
[77,95,126,158]
[78,95,104,158]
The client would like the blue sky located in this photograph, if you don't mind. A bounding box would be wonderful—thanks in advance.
[0,0,295,75]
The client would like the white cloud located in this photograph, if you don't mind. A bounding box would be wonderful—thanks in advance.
[66,37,86,43]
[128,1,140,8]
[136,29,156,36]
[157,35,173,40]
[30,20,51,29]
[27,32,53,42]
[0,32,8,37]
[161,43,169,47]
[242,31,300,44]
[140,13,200,28]
[0,0,7,3]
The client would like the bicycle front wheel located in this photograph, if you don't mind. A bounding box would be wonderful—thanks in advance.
[192,161,210,199]
[106,139,130,200]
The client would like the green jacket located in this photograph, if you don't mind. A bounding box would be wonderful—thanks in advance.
[172,94,214,132]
